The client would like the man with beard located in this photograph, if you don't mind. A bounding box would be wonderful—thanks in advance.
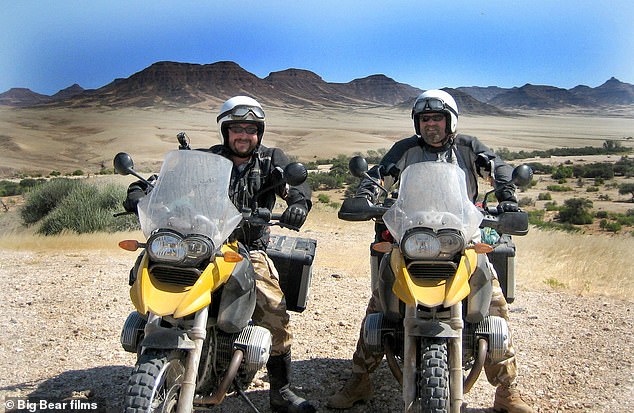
[124,96,315,413]
[327,89,534,413]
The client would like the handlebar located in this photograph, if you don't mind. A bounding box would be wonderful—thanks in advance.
[479,207,529,236]
[338,197,389,222]
[338,197,528,236]
[242,208,300,231]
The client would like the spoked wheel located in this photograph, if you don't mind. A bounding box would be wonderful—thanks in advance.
[124,350,186,413]
[414,338,449,413]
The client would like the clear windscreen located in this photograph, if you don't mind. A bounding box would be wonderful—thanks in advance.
[382,162,483,242]
[137,150,242,248]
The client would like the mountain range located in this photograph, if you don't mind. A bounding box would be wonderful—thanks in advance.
[1,61,633,113]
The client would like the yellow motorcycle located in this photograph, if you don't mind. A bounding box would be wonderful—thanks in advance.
[338,156,532,413]
[113,142,307,413]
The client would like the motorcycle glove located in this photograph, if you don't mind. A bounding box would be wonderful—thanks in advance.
[123,191,144,213]
[281,204,308,228]
[498,200,519,213]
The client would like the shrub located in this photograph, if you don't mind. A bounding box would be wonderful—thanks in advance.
[544,201,559,211]
[538,192,552,201]
[36,183,138,235]
[558,198,594,225]
[518,197,534,207]
[20,179,138,235]
[317,194,331,204]
[546,185,573,192]
[600,219,622,233]
[20,179,83,224]
[619,183,634,201]
[595,211,609,219]
[0,180,20,196]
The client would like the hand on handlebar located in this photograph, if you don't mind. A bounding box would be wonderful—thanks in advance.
[280,204,308,228]
[498,200,519,213]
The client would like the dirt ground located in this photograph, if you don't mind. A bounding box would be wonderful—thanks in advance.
[1,209,633,413]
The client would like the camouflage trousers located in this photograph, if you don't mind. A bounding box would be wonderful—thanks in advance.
[249,250,293,356]
[351,258,518,387]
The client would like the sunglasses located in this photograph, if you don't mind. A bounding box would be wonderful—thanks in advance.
[217,105,265,122]
[420,114,445,123]
[228,125,259,135]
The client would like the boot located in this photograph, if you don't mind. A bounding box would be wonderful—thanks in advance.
[493,383,535,413]
[326,372,373,409]
[266,351,316,413]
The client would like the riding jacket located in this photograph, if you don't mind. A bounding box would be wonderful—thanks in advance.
[357,134,517,204]
[204,144,312,250]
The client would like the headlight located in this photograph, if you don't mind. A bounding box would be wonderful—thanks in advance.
[147,231,213,265]
[401,229,464,260]
[402,231,440,259]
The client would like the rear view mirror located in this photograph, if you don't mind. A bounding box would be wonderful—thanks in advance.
[113,152,134,175]
[284,162,308,186]
[349,156,369,178]
[512,165,533,187]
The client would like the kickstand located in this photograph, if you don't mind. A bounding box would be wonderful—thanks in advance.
[234,379,261,413]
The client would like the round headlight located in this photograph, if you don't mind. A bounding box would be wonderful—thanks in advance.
[183,236,213,261]
[402,231,441,259]
[148,232,186,263]
[437,231,464,258]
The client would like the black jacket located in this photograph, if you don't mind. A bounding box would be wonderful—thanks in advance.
[357,134,517,203]
[205,144,312,250]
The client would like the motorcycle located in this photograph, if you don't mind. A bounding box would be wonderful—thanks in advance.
[338,156,532,413]
[113,133,308,413]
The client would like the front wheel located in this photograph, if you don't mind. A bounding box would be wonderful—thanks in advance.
[416,338,449,413]
[124,350,186,413]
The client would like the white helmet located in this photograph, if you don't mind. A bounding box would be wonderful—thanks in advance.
[411,89,459,135]
[216,96,266,145]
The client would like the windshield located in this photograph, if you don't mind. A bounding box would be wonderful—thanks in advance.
[137,150,242,248]
[382,162,482,242]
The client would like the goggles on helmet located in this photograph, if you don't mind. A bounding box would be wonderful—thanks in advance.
[216,105,265,122]
[413,97,458,116]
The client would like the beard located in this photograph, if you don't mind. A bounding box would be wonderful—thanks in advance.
[229,139,257,158]
[422,126,447,147]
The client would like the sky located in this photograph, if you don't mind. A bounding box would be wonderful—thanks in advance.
[2,1,634,96]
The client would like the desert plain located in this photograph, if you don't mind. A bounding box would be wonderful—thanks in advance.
[1,105,634,177]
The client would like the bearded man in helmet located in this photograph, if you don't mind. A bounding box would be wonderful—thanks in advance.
[124,96,315,413]
[327,89,534,413]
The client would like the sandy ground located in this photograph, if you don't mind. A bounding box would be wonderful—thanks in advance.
[1,105,634,177]
[0,206,633,413]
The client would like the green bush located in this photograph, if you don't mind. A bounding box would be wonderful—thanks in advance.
[518,197,534,207]
[600,219,622,233]
[558,198,594,225]
[538,192,552,201]
[546,185,573,192]
[544,201,559,211]
[20,179,138,235]
[20,179,83,224]
[0,180,20,196]
[595,211,609,219]
[317,194,331,204]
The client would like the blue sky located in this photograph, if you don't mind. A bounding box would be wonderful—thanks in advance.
[2,1,633,95]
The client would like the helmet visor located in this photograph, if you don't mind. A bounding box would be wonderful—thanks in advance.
[413,97,457,116]
[216,105,265,122]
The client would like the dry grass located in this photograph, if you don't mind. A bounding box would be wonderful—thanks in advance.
[0,227,142,252]
[514,229,633,300]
